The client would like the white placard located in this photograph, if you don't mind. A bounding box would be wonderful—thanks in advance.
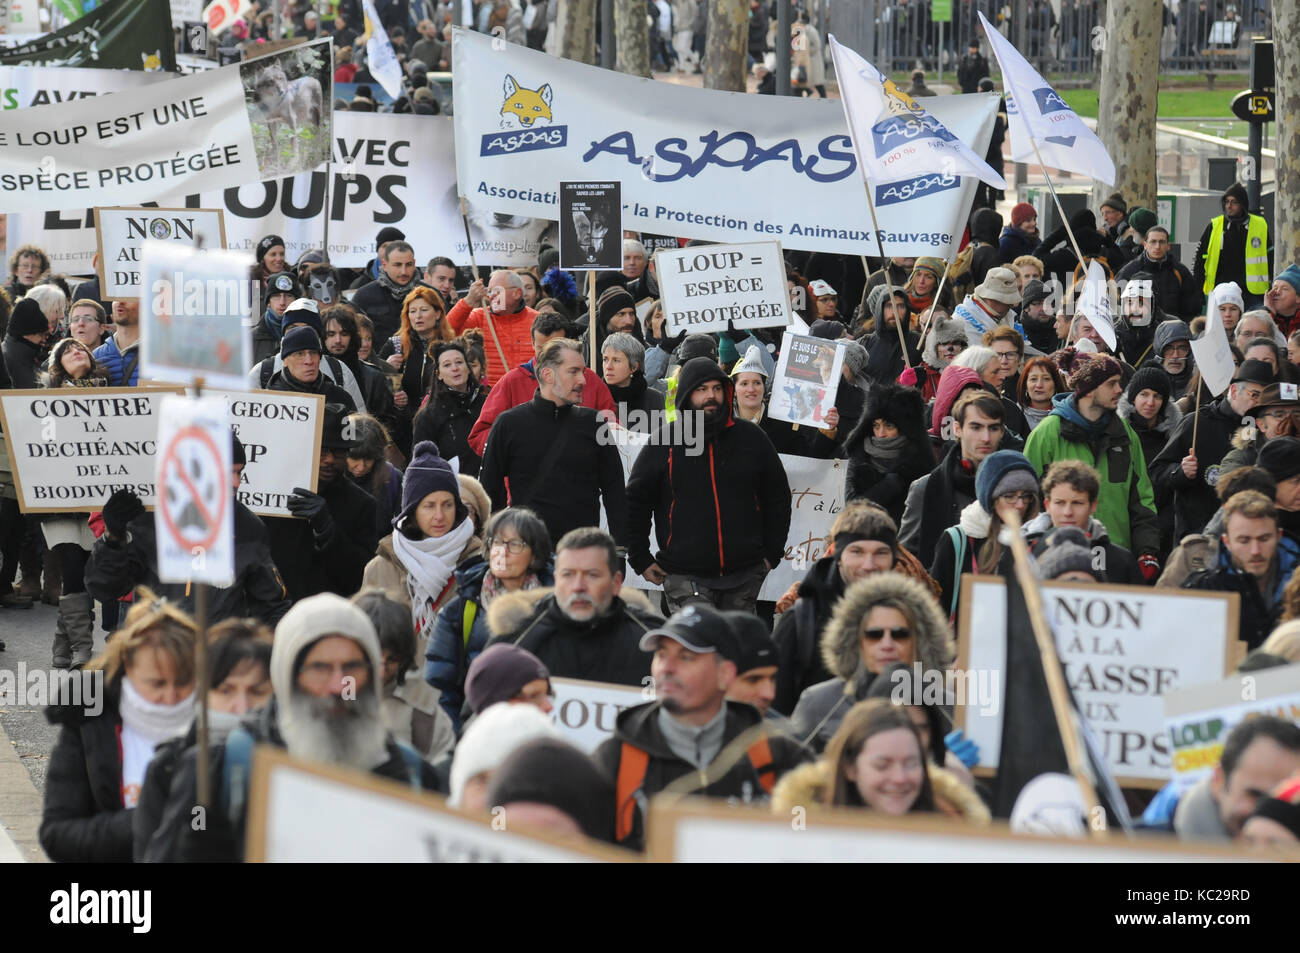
[95,205,227,300]
[0,63,167,109]
[759,455,846,602]
[154,394,234,586]
[655,240,791,336]
[207,388,323,517]
[549,677,647,753]
[0,386,183,512]
[957,577,1239,785]
[768,332,844,427]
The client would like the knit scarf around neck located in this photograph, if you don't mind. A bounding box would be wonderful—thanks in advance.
[862,434,908,468]
[378,269,421,300]
[393,518,475,639]
[119,677,196,745]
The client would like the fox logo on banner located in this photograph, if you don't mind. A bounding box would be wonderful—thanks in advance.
[977,11,1115,185]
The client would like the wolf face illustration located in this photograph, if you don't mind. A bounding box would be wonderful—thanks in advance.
[304,263,341,306]
[500,75,553,128]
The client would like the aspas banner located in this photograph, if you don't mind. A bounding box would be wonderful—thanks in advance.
[8,114,546,271]
[0,0,177,70]
[452,28,997,258]
[0,37,333,214]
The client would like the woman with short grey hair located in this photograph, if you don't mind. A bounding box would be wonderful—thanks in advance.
[601,331,663,432]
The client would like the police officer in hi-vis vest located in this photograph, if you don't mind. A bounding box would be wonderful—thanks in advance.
[1194,182,1271,309]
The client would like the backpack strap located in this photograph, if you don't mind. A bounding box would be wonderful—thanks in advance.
[746,735,777,794]
[615,742,650,844]
[462,600,478,650]
[222,724,255,832]
[944,526,967,624]
[393,742,424,787]
[260,360,274,389]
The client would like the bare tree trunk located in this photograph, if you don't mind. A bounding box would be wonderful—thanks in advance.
[616,0,652,76]
[1094,0,1161,211]
[557,0,597,64]
[1276,3,1300,267]
[704,0,747,91]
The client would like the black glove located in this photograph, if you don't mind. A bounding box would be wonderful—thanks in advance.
[102,489,144,540]
[287,487,335,544]
[723,319,749,344]
[658,328,688,353]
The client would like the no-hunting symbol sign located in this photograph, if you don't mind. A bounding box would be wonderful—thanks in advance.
[155,395,235,586]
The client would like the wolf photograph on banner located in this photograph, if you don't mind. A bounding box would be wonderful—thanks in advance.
[240,42,332,177]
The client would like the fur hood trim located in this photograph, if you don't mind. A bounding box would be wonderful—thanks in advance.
[820,573,954,681]
[1117,392,1183,436]
[772,758,990,824]
[486,585,656,639]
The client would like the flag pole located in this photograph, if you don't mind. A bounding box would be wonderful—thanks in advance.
[1027,136,1090,298]
[458,195,480,277]
[1003,511,1106,837]
[916,258,952,343]
[861,197,913,370]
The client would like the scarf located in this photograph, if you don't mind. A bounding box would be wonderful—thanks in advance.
[262,305,284,339]
[479,569,542,609]
[393,518,475,638]
[378,268,421,301]
[119,677,196,744]
[609,372,648,407]
[861,434,908,467]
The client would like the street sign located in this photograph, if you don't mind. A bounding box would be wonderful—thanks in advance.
[932,0,952,22]
[1230,88,1274,124]
[155,395,234,586]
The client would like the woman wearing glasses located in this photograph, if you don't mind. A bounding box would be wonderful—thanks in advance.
[424,507,553,734]
[928,451,1042,623]
[788,572,954,754]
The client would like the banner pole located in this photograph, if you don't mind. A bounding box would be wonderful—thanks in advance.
[861,192,913,370]
[1027,136,1089,292]
[917,258,952,343]
[1190,376,1203,458]
[193,374,211,809]
[458,195,480,277]
[589,270,598,371]
[321,160,332,260]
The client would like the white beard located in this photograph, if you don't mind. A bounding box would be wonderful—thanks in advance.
[278,690,390,772]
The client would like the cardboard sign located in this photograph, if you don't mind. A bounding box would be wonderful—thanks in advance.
[0,386,184,512]
[768,332,843,427]
[207,388,323,517]
[956,576,1239,787]
[549,677,647,753]
[760,455,846,601]
[94,206,227,300]
[246,745,634,862]
[655,240,791,336]
[1163,665,1300,794]
[558,180,622,270]
[154,394,234,586]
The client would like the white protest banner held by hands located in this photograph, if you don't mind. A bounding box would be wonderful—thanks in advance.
[977,11,1116,185]
[360,0,403,99]
[1076,259,1116,352]
[154,395,235,587]
[827,33,1005,192]
[655,240,791,336]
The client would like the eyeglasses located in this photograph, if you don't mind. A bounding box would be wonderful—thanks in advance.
[489,537,529,554]
[69,315,100,325]
[299,659,369,682]
[863,627,911,641]
[998,491,1038,505]
[994,351,1019,362]
[938,340,967,352]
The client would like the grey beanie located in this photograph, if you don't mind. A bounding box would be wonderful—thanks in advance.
[1035,527,1097,581]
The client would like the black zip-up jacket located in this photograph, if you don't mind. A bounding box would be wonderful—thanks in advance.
[413,381,488,477]
[479,390,627,545]
[771,555,845,715]
[622,358,791,579]
[1149,396,1244,540]
[1117,252,1204,321]
[263,472,378,601]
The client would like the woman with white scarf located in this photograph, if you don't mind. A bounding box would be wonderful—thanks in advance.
[40,589,197,863]
[363,440,486,657]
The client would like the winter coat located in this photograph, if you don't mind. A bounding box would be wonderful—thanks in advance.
[608,373,666,433]
[1023,394,1159,555]
[40,681,133,863]
[2,332,42,389]
[485,587,662,687]
[1149,395,1245,540]
[479,391,627,545]
[927,500,1015,621]
[1116,253,1203,321]
[863,321,922,385]
[251,351,368,414]
[899,440,979,568]
[90,333,139,387]
[467,359,615,456]
[1118,391,1185,555]
[85,501,291,625]
[593,699,812,851]
[998,225,1039,265]
[263,473,378,601]
[771,556,846,716]
[352,278,434,343]
[789,573,954,753]
[844,381,933,525]
[362,532,485,642]
[771,756,991,825]
[622,359,791,580]
[1183,532,1300,650]
[352,461,403,542]
[412,381,489,477]
[446,298,538,386]
[1021,511,1142,585]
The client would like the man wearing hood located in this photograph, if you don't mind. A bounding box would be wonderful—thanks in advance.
[1114,273,1164,366]
[1024,354,1160,575]
[3,297,47,389]
[622,356,791,614]
[863,285,921,382]
[1150,359,1272,540]
[1017,278,1058,354]
[1193,182,1271,309]
[965,208,1004,292]
[250,297,367,411]
[953,266,1023,348]
[148,593,441,861]
[352,239,431,342]
[1116,225,1203,320]
[1022,461,1141,584]
[1145,319,1196,400]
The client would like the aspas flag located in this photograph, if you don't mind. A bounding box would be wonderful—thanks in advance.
[1075,259,1116,351]
[360,0,404,99]
[977,12,1115,185]
[828,34,1006,192]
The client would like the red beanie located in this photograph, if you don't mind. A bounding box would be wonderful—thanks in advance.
[1011,203,1037,229]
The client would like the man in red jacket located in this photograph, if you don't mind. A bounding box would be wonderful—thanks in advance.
[468,311,615,456]
[447,270,537,385]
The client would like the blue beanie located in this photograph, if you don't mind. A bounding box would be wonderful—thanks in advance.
[397,440,466,534]
[975,450,1040,513]
[1277,264,1300,297]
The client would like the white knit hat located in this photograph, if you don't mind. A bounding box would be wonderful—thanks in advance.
[729,345,768,380]
[448,702,560,808]
[271,593,383,704]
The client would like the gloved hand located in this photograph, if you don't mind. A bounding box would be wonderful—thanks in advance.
[102,489,144,539]
[288,487,335,544]
[723,319,749,344]
[944,729,981,770]
[1137,553,1160,583]
[658,328,688,353]
[897,366,919,388]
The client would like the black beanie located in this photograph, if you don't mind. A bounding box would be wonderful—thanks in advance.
[8,297,48,338]
[1257,437,1300,484]
[375,226,405,249]
[280,325,322,359]
[596,286,635,330]
[1126,365,1172,405]
[486,738,616,843]
[231,431,246,467]
[256,234,285,264]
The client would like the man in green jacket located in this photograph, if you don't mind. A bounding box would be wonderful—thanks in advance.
[1024,353,1161,581]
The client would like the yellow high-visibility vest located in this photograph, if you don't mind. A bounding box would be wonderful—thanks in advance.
[664,373,678,423]
[1202,213,1269,294]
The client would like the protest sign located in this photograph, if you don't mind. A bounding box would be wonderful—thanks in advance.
[0,38,332,213]
[246,745,633,862]
[0,386,184,512]
[645,799,1263,863]
[154,395,234,586]
[956,576,1239,786]
[550,677,647,753]
[768,332,843,427]
[0,0,177,70]
[0,64,167,110]
[1163,666,1300,794]
[207,389,323,517]
[559,181,622,270]
[95,206,227,300]
[655,240,791,336]
[452,28,997,258]
[138,241,252,390]
[759,455,846,601]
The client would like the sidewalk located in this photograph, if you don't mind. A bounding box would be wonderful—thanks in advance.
[0,717,47,862]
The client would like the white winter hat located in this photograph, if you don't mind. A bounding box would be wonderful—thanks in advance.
[809,279,837,297]
[271,593,383,704]
[729,345,768,380]
[448,702,560,808]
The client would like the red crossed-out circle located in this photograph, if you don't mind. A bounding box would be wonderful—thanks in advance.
[159,424,228,553]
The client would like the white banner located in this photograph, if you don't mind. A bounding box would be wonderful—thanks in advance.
[0,38,333,213]
[958,577,1238,785]
[655,240,790,336]
[155,394,235,586]
[452,28,997,258]
[760,455,846,601]
[550,677,646,753]
[95,205,227,300]
[208,388,324,517]
[0,63,167,109]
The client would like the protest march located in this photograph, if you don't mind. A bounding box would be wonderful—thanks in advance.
[0,0,1298,902]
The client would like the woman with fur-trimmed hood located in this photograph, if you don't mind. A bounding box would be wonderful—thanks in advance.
[901,312,968,402]
[788,573,954,753]
[844,382,933,526]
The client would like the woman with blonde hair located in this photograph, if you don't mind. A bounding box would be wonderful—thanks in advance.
[40,590,197,862]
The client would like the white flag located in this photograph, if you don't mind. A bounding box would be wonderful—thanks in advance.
[977,12,1115,185]
[361,0,404,99]
[1193,281,1239,397]
[1076,259,1116,351]
[827,34,1006,191]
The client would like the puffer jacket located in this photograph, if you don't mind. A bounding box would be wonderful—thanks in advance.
[788,573,954,753]
[771,756,991,824]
